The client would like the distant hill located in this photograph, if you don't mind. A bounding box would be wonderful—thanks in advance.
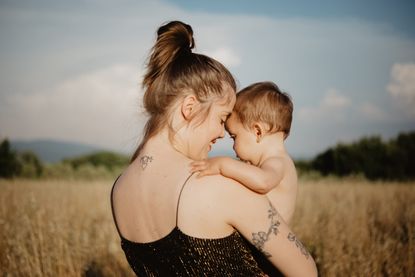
[10,139,108,163]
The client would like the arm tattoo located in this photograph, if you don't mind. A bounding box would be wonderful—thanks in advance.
[139,155,153,170]
[251,202,281,258]
[287,232,310,259]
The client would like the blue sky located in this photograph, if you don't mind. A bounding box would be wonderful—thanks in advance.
[168,0,415,37]
[0,0,414,159]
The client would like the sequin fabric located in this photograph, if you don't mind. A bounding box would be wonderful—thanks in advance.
[120,227,267,276]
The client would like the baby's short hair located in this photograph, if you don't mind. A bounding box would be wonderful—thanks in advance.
[233,81,293,139]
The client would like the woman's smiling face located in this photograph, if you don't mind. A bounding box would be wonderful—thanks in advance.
[187,86,236,160]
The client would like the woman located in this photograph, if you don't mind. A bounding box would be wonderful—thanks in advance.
[111,20,317,276]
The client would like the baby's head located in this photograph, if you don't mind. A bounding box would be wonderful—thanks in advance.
[225,82,293,164]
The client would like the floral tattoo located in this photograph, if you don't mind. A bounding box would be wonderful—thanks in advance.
[287,232,310,259]
[251,202,281,258]
[139,155,153,170]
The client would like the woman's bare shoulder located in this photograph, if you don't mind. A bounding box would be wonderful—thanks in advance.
[112,165,131,185]
[188,174,266,207]
[191,174,253,192]
[186,174,278,234]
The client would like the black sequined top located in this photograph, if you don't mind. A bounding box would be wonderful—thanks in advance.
[110,175,268,276]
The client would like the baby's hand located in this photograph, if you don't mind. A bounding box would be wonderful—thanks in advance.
[190,157,224,178]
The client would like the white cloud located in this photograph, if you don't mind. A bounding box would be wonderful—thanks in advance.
[387,63,415,118]
[298,88,351,120]
[322,88,351,108]
[205,47,241,68]
[358,103,387,120]
[299,89,391,123]
[1,64,145,152]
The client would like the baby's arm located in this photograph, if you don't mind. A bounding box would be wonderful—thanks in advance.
[190,157,284,194]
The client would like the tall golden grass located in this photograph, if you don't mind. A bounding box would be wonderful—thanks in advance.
[0,178,413,276]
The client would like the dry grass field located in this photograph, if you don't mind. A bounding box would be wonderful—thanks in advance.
[0,178,414,277]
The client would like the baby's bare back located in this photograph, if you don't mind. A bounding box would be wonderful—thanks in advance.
[266,154,298,225]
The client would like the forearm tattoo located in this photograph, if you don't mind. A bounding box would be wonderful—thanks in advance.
[287,232,310,259]
[251,202,281,258]
[139,155,153,170]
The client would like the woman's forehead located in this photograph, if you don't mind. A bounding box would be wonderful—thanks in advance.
[214,95,235,113]
[217,83,236,106]
[225,113,238,127]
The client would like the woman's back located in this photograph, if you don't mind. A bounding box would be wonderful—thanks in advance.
[110,139,267,276]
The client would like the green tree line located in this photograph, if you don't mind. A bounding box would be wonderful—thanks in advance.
[296,131,415,181]
[1,131,415,181]
[0,139,129,179]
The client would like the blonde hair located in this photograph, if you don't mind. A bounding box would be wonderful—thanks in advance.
[131,21,236,161]
[233,82,293,139]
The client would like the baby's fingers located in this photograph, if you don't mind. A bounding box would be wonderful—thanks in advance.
[190,160,207,167]
[190,164,207,173]
[196,170,209,178]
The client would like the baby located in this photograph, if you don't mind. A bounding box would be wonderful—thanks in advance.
[191,81,297,225]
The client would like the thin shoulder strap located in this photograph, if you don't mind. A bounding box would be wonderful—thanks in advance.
[176,173,195,226]
[110,174,123,237]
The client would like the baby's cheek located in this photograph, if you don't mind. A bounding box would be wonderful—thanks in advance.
[233,142,241,155]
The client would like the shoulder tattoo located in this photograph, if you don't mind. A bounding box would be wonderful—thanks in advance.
[139,155,153,170]
[251,202,281,258]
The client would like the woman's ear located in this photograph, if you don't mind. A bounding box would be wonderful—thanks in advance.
[253,123,264,143]
[181,94,198,121]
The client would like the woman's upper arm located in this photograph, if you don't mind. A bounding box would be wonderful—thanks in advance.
[222,179,318,277]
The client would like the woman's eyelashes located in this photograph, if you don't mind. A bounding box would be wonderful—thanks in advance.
[220,117,227,125]
[220,113,231,125]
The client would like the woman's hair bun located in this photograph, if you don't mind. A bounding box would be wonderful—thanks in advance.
[132,20,236,161]
[156,21,194,52]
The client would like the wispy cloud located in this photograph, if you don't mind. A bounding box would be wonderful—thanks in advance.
[387,62,415,118]
[1,64,144,152]
[298,88,351,121]
[322,88,351,109]
[358,103,387,121]
[205,47,241,68]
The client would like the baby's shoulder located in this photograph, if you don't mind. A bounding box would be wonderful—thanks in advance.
[262,155,285,171]
[262,154,297,186]
[265,153,295,169]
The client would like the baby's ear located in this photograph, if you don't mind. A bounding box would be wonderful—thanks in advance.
[253,123,264,143]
